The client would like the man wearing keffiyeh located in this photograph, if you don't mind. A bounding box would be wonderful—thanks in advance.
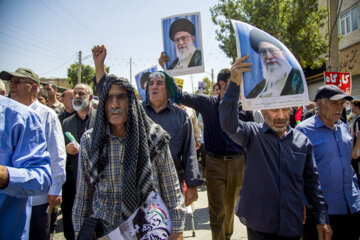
[72,45,185,240]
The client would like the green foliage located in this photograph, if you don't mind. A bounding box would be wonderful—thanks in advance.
[67,63,109,93]
[210,0,328,69]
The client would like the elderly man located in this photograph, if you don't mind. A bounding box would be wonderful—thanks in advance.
[0,68,66,239]
[167,18,202,70]
[43,82,65,114]
[61,83,96,240]
[219,55,332,239]
[71,45,185,239]
[246,29,304,98]
[296,85,360,240]
[0,96,52,240]
[58,89,75,124]
[158,55,253,240]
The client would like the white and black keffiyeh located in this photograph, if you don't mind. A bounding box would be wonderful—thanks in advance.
[88,74,170,221]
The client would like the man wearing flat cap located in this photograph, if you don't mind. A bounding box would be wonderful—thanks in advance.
[247,28,304,98]
[0,68,66,240]
[167,18,202,70]
[296,85,360,240]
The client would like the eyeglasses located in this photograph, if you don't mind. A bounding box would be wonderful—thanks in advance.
[258,48,281,57]
[174,35,192,44]
[9,78,34,85]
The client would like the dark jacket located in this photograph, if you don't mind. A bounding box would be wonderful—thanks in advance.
[168,50,202,70]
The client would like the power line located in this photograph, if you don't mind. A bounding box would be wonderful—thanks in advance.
[40,53,77,75]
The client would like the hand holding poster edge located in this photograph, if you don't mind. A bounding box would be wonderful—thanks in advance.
[230,19,309,111]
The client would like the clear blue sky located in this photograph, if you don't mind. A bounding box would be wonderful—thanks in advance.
[0,0,232,93]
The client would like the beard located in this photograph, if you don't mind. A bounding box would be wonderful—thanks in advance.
[72,96,90,111]
[176,41,196,62]
[262,55,292,86]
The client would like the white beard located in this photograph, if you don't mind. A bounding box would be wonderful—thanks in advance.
[72,96,90,111]
[262,56,292,86]
[176,41,196,63]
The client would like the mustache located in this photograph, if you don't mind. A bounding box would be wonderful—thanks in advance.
[110,108,123,114]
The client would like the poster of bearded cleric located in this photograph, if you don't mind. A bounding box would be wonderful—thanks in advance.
[231,20,309,110]
[135,66,157,101]
[162,12,205,77]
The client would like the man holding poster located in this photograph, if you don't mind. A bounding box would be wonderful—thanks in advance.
[219,55,332,240]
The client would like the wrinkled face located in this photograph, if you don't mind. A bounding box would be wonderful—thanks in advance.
[317,98,345,124]
[43,84,56,98]
[262,108,290,134]
[106,84,128,127]
[259,42,286,73]
[148,76,168,106]
[72,85,90,111]
[174,31,194,52]
[9,76,35,103]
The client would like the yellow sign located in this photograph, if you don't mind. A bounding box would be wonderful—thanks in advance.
[174,78,184,90]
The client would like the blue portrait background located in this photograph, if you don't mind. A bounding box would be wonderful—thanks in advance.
[163,14,201,69]
[232,21,302,97]
[135,66,157,101]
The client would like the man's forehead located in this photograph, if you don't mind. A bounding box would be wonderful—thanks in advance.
[109,84,127,93]
[74,85,87,92]
[150,76,165,82]
[174,31,191,37]
[259,41,280,50]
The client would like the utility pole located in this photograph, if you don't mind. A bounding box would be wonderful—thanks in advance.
[329,0,339,71]
[191,75,194,93]
[211,68,214,84]
[78,51,82,84]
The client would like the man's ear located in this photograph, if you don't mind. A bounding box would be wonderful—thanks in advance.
[33,84,38,91]
[89,95,93,102]
[281,50,286,58]
[191,35,195,42]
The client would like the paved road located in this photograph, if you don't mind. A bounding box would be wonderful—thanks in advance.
[53,182,247,239]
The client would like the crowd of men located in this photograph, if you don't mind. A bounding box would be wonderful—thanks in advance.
[0,43,360,240]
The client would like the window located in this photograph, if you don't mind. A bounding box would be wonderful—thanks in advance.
[339,6,358,35]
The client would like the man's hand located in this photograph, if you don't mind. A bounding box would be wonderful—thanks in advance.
[231,55,252,86]
[92,45,107,83]
[65,142,79,155]
[48,195,62,214]
[169,232,183,240]
[195,141,201,151]
[316,224,333,240]
[158,52,170,70]
[184,187,198,206]
[0,165,9,189]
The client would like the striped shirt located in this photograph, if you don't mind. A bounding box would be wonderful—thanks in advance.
[72,128,185,238]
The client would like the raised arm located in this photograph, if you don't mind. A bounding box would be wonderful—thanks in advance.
[158,51,170,70]
[92,45,107,84]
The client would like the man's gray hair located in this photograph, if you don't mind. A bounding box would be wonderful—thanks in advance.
[74,83,93,96]
[149,72,165,80]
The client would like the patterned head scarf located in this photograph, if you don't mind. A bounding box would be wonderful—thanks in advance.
[88,74,170,221]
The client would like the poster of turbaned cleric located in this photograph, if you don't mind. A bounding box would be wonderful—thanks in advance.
[231,20,309,110]
[135,66,157,101]
[162,12,204,77]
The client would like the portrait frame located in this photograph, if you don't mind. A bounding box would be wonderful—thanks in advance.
[162,12,205,77]
[231,20,309,110]
[135,66,157,101]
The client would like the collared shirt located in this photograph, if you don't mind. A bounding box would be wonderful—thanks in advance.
[72,128,185,238]
[0,96,52,240]
[29,100,66,206]
[296,114,360,215]
[179,91,253,155]
[58,110,75,125]
[143,102,202,188]
[49,100,64,114]
[219,82,328,237]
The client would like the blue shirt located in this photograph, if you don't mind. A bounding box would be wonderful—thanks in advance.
[0,96,52,240]
[219,82,328,237]
[29,100,66,206]
[296,114,360,215]
[180,92,252,155]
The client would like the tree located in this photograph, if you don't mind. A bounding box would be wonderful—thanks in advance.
[67,63,109,91]
[210,0,328,69]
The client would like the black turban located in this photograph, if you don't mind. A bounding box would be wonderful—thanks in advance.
[169,18,195,41]
[249,28,283,53]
